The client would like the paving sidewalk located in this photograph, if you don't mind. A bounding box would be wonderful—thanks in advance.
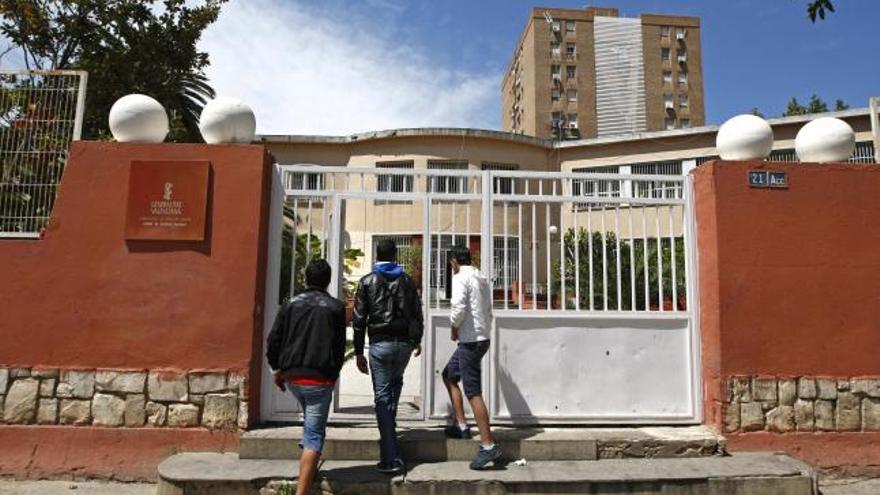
[0,480,155,495]
[819,477,880,495]
[1,473,878,494]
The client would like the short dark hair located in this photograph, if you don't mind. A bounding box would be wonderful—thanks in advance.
[376,239,397,262]
[449,245,471,265]
[305,259,332,289]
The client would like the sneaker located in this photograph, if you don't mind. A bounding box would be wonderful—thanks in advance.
[444,424,473,439]
[469,445,502,470]
[375,459,406,476]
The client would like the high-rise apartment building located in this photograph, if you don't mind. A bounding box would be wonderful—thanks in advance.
[502,7,705,140]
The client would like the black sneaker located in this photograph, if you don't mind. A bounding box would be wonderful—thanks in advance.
[375,459,405,476]
[469,445,502,470]
[444,424,473,439]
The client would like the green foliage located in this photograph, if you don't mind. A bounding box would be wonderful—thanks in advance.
[551,228,686,311]
[397,244,423,286]
[0,0,226,142]
[342,247,364,300]
[783,94,846,117]
[279,225,323,304]
[0,72,74,233]
[273,483,295,495]
[806,0,835,22]
[277,219,364,303]
[750,107,765,118]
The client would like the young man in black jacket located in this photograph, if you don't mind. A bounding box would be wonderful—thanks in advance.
[353,239,424,474]
[266,259,345,495]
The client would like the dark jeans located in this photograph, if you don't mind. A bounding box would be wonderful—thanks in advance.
[369,340,413,464]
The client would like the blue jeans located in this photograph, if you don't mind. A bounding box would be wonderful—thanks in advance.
[290,384,334,453]
[369,340,413,465]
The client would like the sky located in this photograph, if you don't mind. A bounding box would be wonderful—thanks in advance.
[174,1,879,135]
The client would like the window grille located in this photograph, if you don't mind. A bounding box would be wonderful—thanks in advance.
[372,235,414,272]
[375,161,414,204]
[427,160,468,194]
[631,160,683,199]
[572,165,621,210]
[481,162,517,194]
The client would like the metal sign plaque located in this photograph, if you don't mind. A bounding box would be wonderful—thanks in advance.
[748,170,788,189]
[125,160,210,241]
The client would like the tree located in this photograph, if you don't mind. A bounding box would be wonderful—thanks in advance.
[806,94,828,113]
[750,107,765,118]
[783,94,846,117]
[807,0,835,22]
[784,97,808,117]
[0,0,226,142]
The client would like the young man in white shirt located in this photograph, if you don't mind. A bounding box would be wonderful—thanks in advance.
[441,246,502,470]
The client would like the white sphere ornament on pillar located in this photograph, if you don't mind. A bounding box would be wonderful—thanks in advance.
[715,114,774,160]
[795,117,855,163]
[198,97,257,144]
[108,94,169,143]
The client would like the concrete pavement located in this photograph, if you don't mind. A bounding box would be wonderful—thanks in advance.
[0,480,154,495]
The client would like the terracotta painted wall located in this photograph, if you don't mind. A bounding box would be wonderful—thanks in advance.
[0,142,271,373]
[0,142,272,479]
[695,161,880,472]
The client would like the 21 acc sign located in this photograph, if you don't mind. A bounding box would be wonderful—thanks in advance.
[748,170,788,189]
[125,161,210,241]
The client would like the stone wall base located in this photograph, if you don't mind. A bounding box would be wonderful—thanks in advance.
[723,375,880,433]
[0,366,248,430]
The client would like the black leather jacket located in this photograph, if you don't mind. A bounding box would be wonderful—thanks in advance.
[266,288,346,379]
[352,271,423,356]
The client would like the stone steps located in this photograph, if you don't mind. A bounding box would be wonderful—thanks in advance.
[239,425,724,462]
[156,451,817,495]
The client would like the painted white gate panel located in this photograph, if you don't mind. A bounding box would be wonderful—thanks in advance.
[427,314,477,419]
[492,314,695,422]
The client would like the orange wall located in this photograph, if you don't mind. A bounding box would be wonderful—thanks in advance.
[696,161,880,472]
[0,142,271,376]
[696,161,880,378]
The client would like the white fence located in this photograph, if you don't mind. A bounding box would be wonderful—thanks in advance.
[262,165,701,424]
[0,70,87,238]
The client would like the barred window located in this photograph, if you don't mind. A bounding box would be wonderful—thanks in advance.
[631,160,683,199]
[427,160,469,193]
[376,161,414,191]
[288,171,323,191]
[481,162,518,194]
[372,235,415,272]
[849,141,876,164]
[572,165,621,210]
[492,236,520,290]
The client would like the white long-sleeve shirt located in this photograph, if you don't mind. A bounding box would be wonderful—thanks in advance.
[450,265,492,342]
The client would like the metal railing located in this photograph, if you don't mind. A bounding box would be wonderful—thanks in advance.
[487,170,692,313]
[277,165,695,315]
[0,69,87,238]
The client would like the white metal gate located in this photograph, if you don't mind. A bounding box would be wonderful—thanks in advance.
[262,164,701,424]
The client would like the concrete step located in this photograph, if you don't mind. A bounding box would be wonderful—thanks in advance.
[240,425,724,461]
[156,451,817,495]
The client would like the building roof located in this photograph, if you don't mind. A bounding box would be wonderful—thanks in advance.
[257,107,872,150]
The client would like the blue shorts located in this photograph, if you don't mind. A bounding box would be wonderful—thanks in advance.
[290,384,333,453]
[442,340,490,399]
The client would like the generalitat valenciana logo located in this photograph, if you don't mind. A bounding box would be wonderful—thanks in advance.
[163,182,174,201]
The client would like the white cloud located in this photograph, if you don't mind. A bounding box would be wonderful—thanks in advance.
[200,0,500,135]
